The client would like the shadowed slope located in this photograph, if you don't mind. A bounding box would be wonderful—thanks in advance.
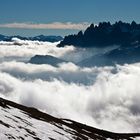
[0,97,140,140]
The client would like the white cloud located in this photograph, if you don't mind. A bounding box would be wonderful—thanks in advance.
[0,22,90,30]
[0,61,106,85]
[0,39,75,62]
[0,39,116,63]
[0,40,140,133]
[1,63,140,133]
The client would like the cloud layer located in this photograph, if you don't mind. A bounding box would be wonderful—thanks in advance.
[0,22,90,30]
[0,39,140,133]
[1,63,140,133]
[0,38,116,63]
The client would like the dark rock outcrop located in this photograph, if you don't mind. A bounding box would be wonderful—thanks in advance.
[29,55,67,66]
[58,21,140,47]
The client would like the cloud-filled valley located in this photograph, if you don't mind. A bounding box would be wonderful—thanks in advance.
[0,39,140,134]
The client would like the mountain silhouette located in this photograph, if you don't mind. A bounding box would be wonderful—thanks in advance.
[58,21,140,47]
[0,35,63,42]
[78,44,140,67]
[29,55,67,66]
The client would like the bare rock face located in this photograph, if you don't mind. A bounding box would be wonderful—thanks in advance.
[58,21,140,48]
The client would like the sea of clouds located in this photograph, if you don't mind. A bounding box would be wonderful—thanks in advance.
[0,38,140,133]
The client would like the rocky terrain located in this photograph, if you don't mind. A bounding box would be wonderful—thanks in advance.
[58,21,140,48]
[0,97,140,140]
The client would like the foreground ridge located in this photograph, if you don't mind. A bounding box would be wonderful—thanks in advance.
[0,97,140,140]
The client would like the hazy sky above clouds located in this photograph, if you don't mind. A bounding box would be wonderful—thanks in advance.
[0,0,140,36]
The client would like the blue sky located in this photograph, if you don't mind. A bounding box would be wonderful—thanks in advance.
[0,0,140,36]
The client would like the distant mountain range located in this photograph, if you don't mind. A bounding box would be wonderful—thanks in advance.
[78,44,140,67]
[58,21,140,47]
[28,43,140,67]
[1,97,140,140]
[0,34,63,42]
